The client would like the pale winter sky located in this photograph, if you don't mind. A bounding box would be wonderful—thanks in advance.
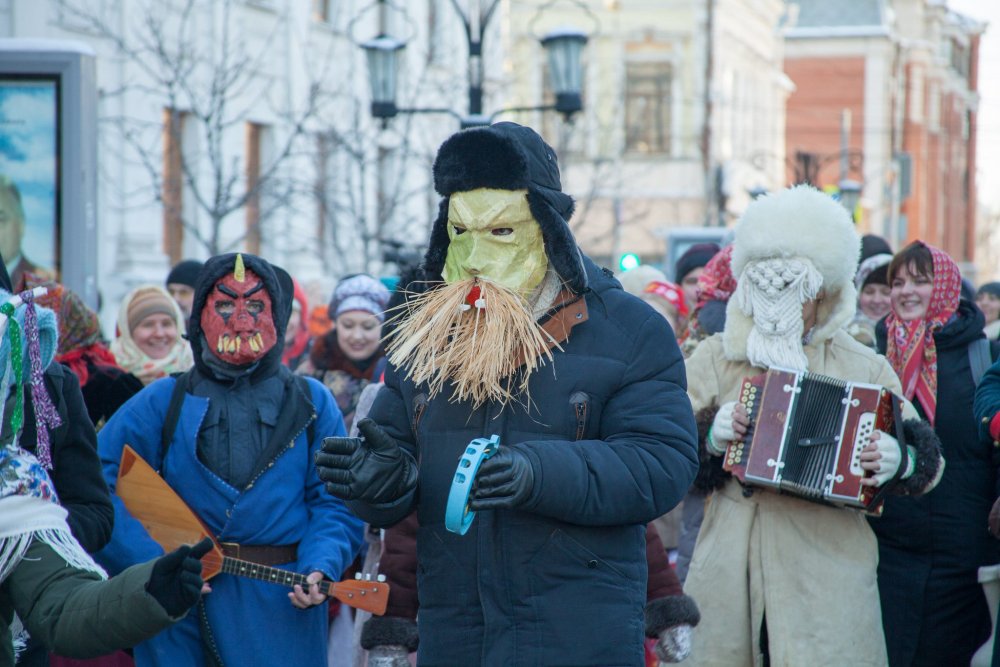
[947,0,1000,211]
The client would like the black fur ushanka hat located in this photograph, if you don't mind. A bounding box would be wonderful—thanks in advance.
[422,122,588,294]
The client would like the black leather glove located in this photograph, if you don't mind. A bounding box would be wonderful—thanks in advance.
[316,419,417,504]
[468,448,535,511]
[147,537,213,617]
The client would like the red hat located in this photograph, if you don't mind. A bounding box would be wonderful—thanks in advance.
[644,281,689,318]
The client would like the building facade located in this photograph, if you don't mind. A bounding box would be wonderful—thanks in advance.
[0,0,439,328]
[783,0,983,270]
[502,0,788,269]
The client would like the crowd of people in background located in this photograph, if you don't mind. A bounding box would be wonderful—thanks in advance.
[7,123,1000,667]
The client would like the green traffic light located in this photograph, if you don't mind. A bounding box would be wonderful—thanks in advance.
[619,253,641,271]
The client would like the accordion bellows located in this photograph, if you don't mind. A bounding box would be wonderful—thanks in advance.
[724,367,904,511]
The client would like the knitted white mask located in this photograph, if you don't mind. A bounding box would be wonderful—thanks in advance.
[732,257,824,371]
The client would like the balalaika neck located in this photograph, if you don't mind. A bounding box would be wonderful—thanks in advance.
[221,556,332,594]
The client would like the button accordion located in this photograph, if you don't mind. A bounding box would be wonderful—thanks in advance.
[723,367,905,511]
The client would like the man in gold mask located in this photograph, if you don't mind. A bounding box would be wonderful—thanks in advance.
[316,122,700,665]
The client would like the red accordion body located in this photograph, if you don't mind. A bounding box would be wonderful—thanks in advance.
[723,368,903,511]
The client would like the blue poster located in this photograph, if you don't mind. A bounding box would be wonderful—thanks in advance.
[0,79,58,282]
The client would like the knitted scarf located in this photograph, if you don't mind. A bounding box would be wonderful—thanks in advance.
[884,243,961,425]
[0,289,61,468]
[56,344,121,387]
[23,273,104,354]
[696,245,736,309]
[110,285,194,386]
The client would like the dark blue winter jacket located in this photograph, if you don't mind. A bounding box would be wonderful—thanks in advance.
[356,258,699,666]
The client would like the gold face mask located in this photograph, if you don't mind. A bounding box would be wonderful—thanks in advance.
[442,188,548,296]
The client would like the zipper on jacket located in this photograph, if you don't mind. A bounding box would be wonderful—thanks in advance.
[569,391,589,441]
[243,410,315,492]
[412,393,428,433]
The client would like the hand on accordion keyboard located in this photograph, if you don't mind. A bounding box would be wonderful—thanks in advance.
[860,431,913,487]
[708,402,749,455]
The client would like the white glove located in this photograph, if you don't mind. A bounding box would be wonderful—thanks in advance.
[708,402,738,456]
[871,431,914,486]
[654,624,693,663]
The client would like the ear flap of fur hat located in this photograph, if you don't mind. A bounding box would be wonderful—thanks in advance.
[724,185,860,362]
[422,122,588,293]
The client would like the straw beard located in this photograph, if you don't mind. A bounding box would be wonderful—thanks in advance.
[384,277,557,409]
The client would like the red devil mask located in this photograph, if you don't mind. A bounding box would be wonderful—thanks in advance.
[202,265,277,366]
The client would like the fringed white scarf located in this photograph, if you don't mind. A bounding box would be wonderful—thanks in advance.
[0,438,107,658]
[732,257,824,372]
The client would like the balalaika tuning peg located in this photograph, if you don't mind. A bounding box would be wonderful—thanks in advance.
[376,574,386,583]
[354,572,362,580]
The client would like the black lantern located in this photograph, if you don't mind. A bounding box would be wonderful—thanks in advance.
[541,28,588,118]
[361,34,405,119]
[358,1,590,127]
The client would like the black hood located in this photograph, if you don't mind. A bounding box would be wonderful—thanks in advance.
[188,253,288,381]
[934,299,986,351]
[876,299,985,353]
[422,122,588,294]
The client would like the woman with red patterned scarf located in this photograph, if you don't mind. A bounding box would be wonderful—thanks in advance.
[680,245,735,358]
[873,241,1000,667]
[24,275,143,431]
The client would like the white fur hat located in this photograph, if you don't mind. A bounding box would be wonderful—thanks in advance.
[615,265,668,296]
[724,184,861,362]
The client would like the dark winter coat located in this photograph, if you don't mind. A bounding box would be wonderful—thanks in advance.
[873,300,1000,666]
[356,259,699,666]
[973,339,1000,667]
[76,358,144,430]
[0,540,178,665]
[2,362,114,553]
[0,256,113,556]
[374,511,687,621]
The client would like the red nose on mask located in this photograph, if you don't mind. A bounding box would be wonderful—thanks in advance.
[201,266,278,365]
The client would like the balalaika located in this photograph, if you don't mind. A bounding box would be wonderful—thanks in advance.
[723,367,906,512]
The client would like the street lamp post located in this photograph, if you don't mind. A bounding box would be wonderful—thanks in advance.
[746,149,865,220]
[360,0,588,129]
[837,178,862,219]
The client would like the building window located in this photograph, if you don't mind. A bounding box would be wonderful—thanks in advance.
[949,38,970,79]
[162,108,186,264]
[245,122,266,255]
[312,0,329,22]
[624,61,672,154]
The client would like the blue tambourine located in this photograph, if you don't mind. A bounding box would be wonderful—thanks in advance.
[444,435,501,535]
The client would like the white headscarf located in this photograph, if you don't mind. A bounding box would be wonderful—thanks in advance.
[111,285,193,385]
